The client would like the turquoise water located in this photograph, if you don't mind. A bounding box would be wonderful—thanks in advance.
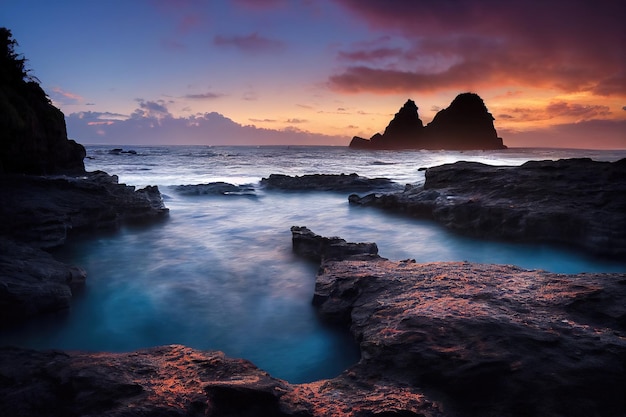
[2,146,625,383]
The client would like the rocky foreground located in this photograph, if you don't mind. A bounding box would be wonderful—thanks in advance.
[350,158,626,259]
[1,226,624,416]
[0,171,168,322]
[1,158,625,416]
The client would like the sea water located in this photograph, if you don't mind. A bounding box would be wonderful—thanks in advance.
[2,146,625,383]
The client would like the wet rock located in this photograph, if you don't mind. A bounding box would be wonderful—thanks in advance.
[174,182,256,196]
[0,171,169,249]
[261,173,399,192]
[290,226,380,262]
[312,258,626,416]
[0,171,169,321]
[0,237,86,324]
[350,158,626,259]
[0,344,444,417]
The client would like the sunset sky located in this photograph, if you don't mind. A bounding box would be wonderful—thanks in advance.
[3,0,625,148]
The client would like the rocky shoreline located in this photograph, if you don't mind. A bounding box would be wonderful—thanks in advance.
[0,171,168,323]
[350,158,626,259]
[1,225,624,416]
[1,159,625,416]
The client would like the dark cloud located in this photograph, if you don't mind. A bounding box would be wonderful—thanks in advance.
[286,118,307,124]
[213,33,286,53]
[331,0,625,96]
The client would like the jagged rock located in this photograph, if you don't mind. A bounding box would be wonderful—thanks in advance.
[290,226,380,262]
[350,158,626,259]
[174,182,256,196]
[261,173,399,192]
[349,93,506,150]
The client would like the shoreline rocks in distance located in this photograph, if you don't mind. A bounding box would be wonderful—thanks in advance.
[261,173,400,192]
[349,93,506,150]
[349,158,626,259]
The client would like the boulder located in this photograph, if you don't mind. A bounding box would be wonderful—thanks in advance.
[350,158,626,259]
[261,173,399,192]
[290,226,380,262]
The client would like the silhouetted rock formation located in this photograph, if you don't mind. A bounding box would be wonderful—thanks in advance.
[0,28,85,174]
[349,93,506,150]
[349,158,626,259]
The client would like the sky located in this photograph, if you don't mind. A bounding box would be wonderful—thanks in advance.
[2,0,625,149]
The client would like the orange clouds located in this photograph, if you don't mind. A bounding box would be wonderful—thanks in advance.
[331,0,625,97]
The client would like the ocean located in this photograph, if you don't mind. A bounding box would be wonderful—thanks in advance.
[2,145,626,383]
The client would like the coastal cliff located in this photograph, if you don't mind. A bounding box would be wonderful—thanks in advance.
[0,28,169,323]
[349,93,506,150]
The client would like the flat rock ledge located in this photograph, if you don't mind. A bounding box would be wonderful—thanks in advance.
[261,173,400,192]
[349,158,626,259]
[0,171,169,323]
[174,182,256,196]
[2,228,623,416]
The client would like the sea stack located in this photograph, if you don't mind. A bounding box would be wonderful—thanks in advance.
[349,92,506,150]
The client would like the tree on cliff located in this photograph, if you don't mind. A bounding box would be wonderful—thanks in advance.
[0,27,85,174]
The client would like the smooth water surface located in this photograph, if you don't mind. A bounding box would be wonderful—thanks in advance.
[2,146,625,383]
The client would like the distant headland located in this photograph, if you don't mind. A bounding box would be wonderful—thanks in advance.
[350,93,507,150]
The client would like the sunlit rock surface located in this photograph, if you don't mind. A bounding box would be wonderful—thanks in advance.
[313,258,626,416]
[350,158,626,259]
[0,344,445,417]
[1,228,624,416]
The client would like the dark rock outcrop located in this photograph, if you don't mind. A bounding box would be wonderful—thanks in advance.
[350,158,626,259]
[349,93,506,150]
[0,171,169,322]
[174,182,256,196]
[290,226,379,262]
[0,171,169,249]
[261,173,399,192]
[0,28,85,175]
